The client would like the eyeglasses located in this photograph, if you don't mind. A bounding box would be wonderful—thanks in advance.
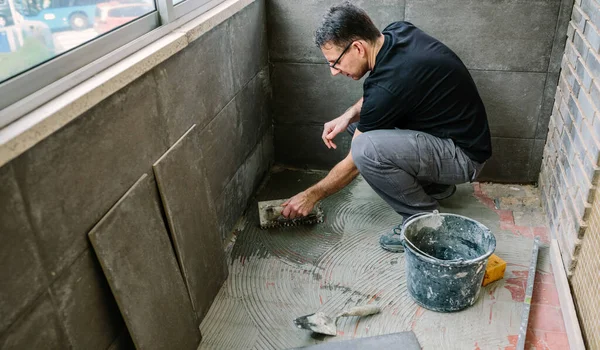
[329,41,353,70]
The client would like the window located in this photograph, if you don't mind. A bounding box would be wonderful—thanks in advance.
[0,0,156,84]
[0,0,223,128]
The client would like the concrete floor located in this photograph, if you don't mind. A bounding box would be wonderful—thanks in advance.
[199,168,568,349]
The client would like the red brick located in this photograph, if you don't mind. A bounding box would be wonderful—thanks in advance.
[528,304,566,333]
[498,210,515,224]
[532,282,561,307]
[545,332,570,350]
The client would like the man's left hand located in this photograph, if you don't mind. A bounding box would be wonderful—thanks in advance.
[281,191,318,219]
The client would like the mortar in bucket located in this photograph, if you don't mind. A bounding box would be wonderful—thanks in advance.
[400,211,496,312]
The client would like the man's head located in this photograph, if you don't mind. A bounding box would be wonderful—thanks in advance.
[315,2,381,79]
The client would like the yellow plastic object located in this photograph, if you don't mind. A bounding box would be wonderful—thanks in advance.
[482,254,507,286]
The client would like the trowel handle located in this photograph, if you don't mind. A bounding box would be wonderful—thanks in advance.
[338,305,381,318]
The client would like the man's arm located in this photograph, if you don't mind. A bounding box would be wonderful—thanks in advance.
[281,129,363,218]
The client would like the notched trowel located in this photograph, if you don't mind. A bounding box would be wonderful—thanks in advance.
[293,305,381,336]
[258,199,324,229]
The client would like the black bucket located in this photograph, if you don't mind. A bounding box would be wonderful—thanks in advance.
[401,211,496,312]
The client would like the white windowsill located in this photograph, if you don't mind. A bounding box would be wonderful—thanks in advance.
[0,0,254,168]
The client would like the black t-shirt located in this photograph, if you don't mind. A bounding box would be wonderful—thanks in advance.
[358,21,492,163]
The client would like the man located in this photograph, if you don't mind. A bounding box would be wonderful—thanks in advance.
[281,2,492,253]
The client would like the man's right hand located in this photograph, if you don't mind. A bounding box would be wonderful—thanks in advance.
[322,98,363,149]
[322,114,352,149]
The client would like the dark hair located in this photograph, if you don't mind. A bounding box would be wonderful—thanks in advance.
[315,2,381,48]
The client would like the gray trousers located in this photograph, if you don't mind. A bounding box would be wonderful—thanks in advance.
[348,124,484,219]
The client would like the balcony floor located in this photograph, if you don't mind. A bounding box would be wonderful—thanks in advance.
[199,168,568,349]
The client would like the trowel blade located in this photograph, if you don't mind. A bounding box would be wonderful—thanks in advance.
[293,312,337,336]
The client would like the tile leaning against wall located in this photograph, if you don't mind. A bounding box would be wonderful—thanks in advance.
[1,0,272,346]
[2,70,168,349]
[268,0,572,182]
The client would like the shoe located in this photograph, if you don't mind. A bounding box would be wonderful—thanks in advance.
[379,224,405,252]
[423,183,456,201]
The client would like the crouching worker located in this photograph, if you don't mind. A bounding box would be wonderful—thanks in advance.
[281,2,492,252]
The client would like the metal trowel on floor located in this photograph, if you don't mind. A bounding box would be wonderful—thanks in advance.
[258,199,324,229]
[293,305,381,336]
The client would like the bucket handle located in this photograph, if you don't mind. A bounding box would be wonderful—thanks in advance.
[401,211,432,231]
[400,211,465,263]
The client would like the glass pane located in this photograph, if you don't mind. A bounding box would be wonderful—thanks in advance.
[0,0,155,83]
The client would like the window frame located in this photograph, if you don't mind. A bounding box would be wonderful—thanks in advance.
[0,0,226,128]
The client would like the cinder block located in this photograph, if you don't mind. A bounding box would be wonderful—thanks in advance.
[575,57,593,91]
[584,19,600,52]
[569,95,584,126]
[0,293,69,349]
[573,29,590,60]
[559,97,573,132]
[271,62,363,125]
[267,0,406,63]
[572,5,587,32]
[537,73,560,139]
[585,51,600,83]
[470,70,545,138]
[153,125,228,322]
[565,40,580,68]
[405,0,559,71]
[568,21,576,41]
[154,22,235,144]
[559,66,575,99]
[11,72,168,278]
[578,88,596,119]
[589,82,600,111]
[51,250,124,350]
[568,61,584,96]
[0,164,47,334]
[573,154,594,193]
[229,0,268,92]
[592,115,600,154]
[478,138,535,182]
[572,123,590,162]
[580,119,600,157]
[561,127,574,159]
[581,0,600,29]
[274,123,351,170]
[88,174,201,350]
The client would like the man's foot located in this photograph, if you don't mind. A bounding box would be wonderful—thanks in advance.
[423,183,456,201]
[379,224,404,252]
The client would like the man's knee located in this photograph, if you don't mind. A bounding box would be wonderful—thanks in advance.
[351,133,376,171]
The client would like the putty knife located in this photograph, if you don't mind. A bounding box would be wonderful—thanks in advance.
[293,305,381,336]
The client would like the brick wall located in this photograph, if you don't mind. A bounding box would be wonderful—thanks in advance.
[571,185,600,348]
[539,0,600,346]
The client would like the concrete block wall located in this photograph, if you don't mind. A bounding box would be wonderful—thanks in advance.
[267,0,573,182]
[539,0,600,345]
[0,1,270,347]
